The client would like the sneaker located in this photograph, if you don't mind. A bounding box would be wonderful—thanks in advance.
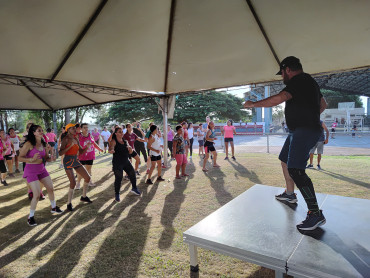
[157,176,165,182]
[232,156,236,161]
[80,196,93,203]
[88,181,96,187]
[28,192,33,200]
[39,193,46,201]
[130,188,141,196]
[190,156,192,158]
[317,165,322,170]
[161,164,167,169]
[1,180,8,186]
[275,191,298,203]
[51,206,63,214]
[146,169,150,174]
[8,173,15,178]
[224,157,229,160]
[75,182,80,190]
[296,210,326,231]
[136,171,140,176]
[306,164,313,169]
[146,179,153,185]
[124,175,129,180]
[15,169,20,173]
[115,193,120,202]
[59,164,64,169]
[28,216,37,226]
[67,203,74,211]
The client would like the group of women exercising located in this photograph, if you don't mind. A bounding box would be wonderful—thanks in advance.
[18,119,237,226]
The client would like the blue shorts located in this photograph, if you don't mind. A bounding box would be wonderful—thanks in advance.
[279,127,322,169]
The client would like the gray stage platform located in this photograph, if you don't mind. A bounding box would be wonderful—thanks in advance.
[183,184,370,278]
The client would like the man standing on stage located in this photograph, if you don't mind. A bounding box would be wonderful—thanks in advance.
[243,56,327,231]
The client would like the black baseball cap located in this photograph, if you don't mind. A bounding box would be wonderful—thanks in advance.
[276,56,302,75]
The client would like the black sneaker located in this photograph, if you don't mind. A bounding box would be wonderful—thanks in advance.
[15,169,20,173]
[136,171,140,176]
[157,176,165,182]
[146,179,153,185]
[297,210,326,231]
[130,188,141,196]
[306,164,314,169]
[51,206,63,214]
[232,156,236,161]
[1,180,8,186]
[67,203,74,211]
[224,157,229,160]
[80,196,93,203]
[39,193,46,201]
[115,193,120,202]
[28,216,37,226]
[275,191,298,203]
[8,173,15,178]
[317,164,322,170]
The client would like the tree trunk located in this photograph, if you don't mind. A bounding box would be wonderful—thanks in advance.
[0,113,4,130]
[75,107,79,123]
[80,108,88,123]
[4,111,8,131]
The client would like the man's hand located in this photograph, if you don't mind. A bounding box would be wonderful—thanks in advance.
[324,139,328,145]
[243,101,254,108]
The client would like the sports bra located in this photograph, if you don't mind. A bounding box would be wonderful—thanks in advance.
[65,142,80,156]
[26,147,45,159]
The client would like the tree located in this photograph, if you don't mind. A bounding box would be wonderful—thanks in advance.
[95,92,249,126]
[321,89,363,109]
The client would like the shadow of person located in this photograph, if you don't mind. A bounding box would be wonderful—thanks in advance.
[320,169,370,189]
[227,159,262,185]
[84,184,159,278]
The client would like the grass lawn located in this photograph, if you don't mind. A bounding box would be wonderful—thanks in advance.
[0,153,369,278]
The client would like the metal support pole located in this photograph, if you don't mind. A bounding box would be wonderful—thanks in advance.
[53,111,58,158]
[189,244,199,272]
[162,97,169,167]
[267,133,270,154]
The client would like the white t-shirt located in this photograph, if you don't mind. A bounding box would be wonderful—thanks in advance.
[101,131,111,142]
[188,128,194,139]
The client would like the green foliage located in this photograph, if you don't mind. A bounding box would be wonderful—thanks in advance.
[321,89,363,109]
[96,92,249,126]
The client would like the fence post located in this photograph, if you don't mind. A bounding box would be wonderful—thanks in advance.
[267,133,270,154]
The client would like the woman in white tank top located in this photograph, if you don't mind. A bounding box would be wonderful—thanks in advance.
[146,125,165,184]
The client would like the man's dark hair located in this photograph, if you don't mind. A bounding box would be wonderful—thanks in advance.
[176,125,182,131]
[81,123,88,128]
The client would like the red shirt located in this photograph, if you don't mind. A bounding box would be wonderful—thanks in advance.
[123,132,138,149]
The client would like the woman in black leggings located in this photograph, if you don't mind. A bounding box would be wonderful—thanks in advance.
[109,127,141,202]
[188,123,194,158]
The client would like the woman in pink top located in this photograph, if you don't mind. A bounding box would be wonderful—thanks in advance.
[0,138,8,186]
[0,130,15,177]
[76,123,103,189]
[222,120,237,160]
[46,128,57,158]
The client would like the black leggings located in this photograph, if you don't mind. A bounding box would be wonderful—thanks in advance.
[134,142,147,162]
[189,138,194,156]
[168,141,173,157]
[113,161,137,194]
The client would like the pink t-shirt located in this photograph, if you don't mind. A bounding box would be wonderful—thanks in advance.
[0,140,4,160]
[331,122,337,128]
[223,126,235,138]
[46,132,56,142]
[78,133,95,161]
[2,136,12,155]
[92,131,100,141]
[123,132,138,149]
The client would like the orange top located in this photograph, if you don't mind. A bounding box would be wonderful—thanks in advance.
[65,143,79,156]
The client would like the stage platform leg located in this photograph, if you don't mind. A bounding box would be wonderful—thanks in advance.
[189,244,199,272]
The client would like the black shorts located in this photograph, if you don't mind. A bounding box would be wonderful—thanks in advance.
[224,138,233,142]
[0,160,6,173]
[95,139,100,145]
[104,142,109,147]
[129,150,138,159]
[204,142,216,153]
[147,148,151,157]
[4,154,12,161]
[48,142,56,147]
[151,155,162,161]
[80,160,94,165]
[15,150,20,156]
[331,128,335,132]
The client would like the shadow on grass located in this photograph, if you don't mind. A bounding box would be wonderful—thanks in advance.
[319,170,370,189]
[158,160,196,250]
[84,184,159,277]
[227,159,262,185]
[198,158,233,206]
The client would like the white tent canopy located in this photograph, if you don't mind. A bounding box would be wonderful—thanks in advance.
[0,0,369,110]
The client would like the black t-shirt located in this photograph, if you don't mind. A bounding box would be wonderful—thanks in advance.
[112,139,130,165]
[284,73,322,130]
[133,128,144,146]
